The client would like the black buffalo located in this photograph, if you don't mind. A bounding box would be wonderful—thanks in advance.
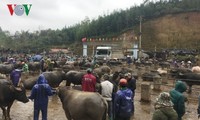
[22,71,66,89]
[0,64,14,75]
[176,72,200,93]
[28,62,41,72]
[61,64,75,73]
[169,68,192,78]
[65,70,101,86]
[43,71,66,88]
[22,76,38,90]
[65,70,85,86]
[0,79,29,120]
[58,86,108,120]
[142,71,161,81]
[158,61,171,68]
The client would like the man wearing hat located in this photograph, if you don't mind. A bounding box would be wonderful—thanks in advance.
[114,79,133,120]
[152,92,178,120]
[82,68,97,92]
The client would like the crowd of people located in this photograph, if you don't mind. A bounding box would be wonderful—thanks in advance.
[81,68,136,120]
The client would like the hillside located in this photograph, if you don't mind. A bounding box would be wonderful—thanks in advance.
[78,12,200,56]
[128,11,200,51]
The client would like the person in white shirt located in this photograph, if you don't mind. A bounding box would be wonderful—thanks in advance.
[100,74,114,120]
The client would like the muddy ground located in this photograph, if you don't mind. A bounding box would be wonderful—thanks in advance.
[1,65,200,120]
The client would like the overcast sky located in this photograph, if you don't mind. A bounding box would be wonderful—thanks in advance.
[0,0,144,34]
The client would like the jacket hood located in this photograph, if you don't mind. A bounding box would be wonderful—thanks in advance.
[175,81,187,93]
[155,92,173,109]
[37,74,47,84]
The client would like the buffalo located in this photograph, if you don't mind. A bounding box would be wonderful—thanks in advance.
[93,66,111,79]
[27,62,41,72]
[171,68,192,73]
[21,76,38,90]
[142,71,161,81]
[22,71,66,89]
[61,64,75,73]
[58,86,108,120]
[65,70,85,86]
[158,61,171,68]
[106,59,123,66]
[43,71,66,88]
[169,68,192,78]
[0,79,29,120]
[118,67,134,74]
[65,70,101,86]
[0,64,14,75]
[176,72,200,93]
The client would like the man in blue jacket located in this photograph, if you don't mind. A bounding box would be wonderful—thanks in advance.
[29,74,55,120]
[114,78,133,120]
[10,67,22,87]
[170,80,187,120]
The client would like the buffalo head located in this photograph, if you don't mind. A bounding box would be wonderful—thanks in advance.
[14,86,29,103]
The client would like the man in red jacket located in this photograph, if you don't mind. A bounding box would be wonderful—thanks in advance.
[82,68,97,92]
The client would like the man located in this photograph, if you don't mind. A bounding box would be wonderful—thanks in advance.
[10,66,22,87]
[114,78,133,120]
[125,73,136,96]
[29,74,55,120]
[126,55,132,66]
[125,73,136,114]
[170,81,187,120]
[101,74,114,120]
[40,58,47,73]
[22,61,29,72]
[82,68,97,92]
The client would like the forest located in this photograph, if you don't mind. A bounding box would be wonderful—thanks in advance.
[0,0,200,54]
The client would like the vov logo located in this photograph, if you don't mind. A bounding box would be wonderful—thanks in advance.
[7,4,32,16]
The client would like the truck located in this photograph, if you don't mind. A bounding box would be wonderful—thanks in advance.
[94,46,124,62]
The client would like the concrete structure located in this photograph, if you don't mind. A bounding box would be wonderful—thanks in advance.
[141,82,151,102]
[153,75,162,91]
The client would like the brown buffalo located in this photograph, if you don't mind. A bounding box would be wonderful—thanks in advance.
[93,65,111,79]
[58,86,108,120]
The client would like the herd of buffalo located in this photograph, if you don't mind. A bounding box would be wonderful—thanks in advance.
[0,54,200,120]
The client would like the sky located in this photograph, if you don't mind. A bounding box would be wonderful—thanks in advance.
[0,0,144,34]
